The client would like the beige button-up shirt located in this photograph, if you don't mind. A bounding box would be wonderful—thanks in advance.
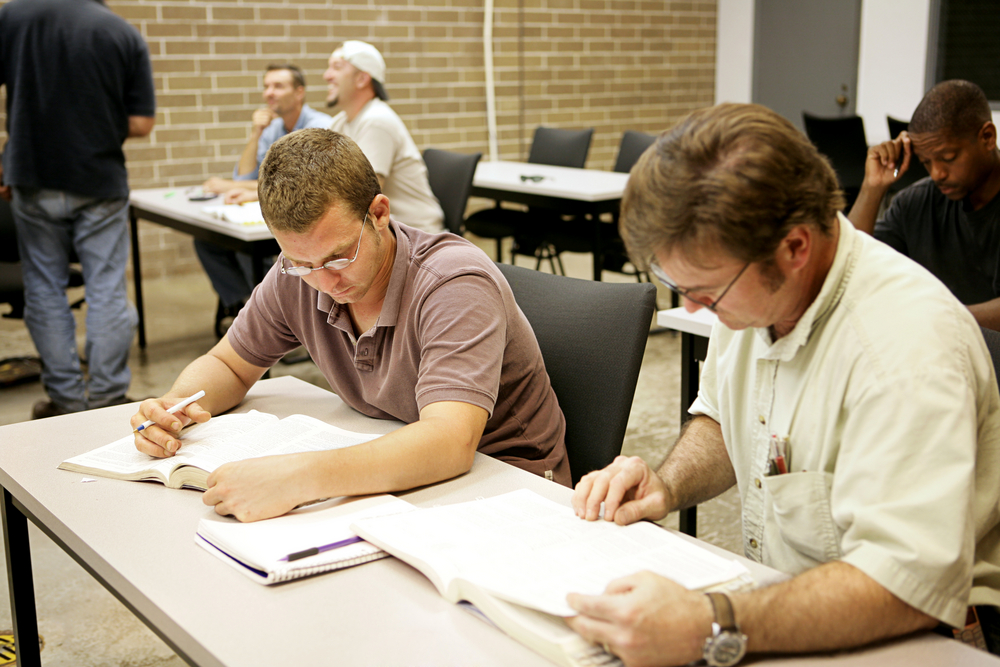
[691,213,1000,627]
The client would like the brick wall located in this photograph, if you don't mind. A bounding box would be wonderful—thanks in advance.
[0,0,716,278]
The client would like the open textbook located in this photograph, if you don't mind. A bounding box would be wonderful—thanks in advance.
[196,494,415,585]
[58,411,382,491]
[352,489,754,667]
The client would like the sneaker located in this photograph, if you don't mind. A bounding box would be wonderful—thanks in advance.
[31,400,76,420]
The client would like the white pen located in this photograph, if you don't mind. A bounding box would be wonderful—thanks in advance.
[134,390,206,433]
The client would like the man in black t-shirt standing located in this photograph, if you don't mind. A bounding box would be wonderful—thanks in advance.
[0,0,156,418]
[848,80,1000,329]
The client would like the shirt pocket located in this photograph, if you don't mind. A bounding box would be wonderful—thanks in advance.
[761,471,843,574]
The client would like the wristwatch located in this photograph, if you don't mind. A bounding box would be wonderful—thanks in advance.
[703,592,747,667]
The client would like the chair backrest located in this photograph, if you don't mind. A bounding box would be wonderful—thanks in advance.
[613,130,657,174]
[0,197,19,264]
[886,115,909,139]
[527,126,594,169]
[496,263,657,485]
[885,115,929,190]
[0,197,25,311]
[802,113,869,190]
[981,327,1000,384]
[422,148,483,235]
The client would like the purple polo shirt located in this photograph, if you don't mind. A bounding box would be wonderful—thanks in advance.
[228,220,570,485]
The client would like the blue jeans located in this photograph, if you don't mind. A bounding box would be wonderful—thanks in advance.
[193,239,256,308]
[12,187,136,411]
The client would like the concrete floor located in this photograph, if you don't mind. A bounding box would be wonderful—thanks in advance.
[0,244,742,665]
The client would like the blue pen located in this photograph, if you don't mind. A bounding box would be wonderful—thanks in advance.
[283,535,364,562]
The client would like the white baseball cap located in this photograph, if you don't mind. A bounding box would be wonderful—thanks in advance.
[335,40,389,100]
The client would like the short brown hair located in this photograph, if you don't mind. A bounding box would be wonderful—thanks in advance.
[620,103,844,269]
[909,79,992,140]
[266,63,306,89]
[258,128,381,233]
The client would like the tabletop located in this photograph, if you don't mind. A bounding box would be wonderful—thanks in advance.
[657,306,718,338]
[1,376,994,666]
[129,187,274,243]
[472,160,630,202]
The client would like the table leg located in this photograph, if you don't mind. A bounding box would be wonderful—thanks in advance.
[678,332,699,537]
[591,217,603,281]
[130,208,147,350]
[2,488,41,667]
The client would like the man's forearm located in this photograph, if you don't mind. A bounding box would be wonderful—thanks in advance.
[300,403,484,501]
[735,561,938,654]
[967,298,1000,331]
[166,351,256,417]
[128,115,155,138]
[846,183,888,236]
[236,131,262,177]
[657,415,736,511]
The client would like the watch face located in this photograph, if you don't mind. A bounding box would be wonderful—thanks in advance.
[707,632,747,667]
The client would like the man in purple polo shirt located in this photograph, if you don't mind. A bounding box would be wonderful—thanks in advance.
[131,129,569,521]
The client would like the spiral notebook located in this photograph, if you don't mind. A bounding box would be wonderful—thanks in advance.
[195,494,413,585]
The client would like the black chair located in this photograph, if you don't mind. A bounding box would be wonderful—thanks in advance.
[464,126,594,264]
[0,198,44,386]
[981,327,1000,383]
[886,116,929,192]
[613,130,658,175]
[496,262,657,485]
[0,197,26,319]
[422,148,483,235]
[528,130,658,281]
[802,113,869,211]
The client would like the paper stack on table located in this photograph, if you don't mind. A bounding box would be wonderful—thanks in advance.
[203,201,265,225]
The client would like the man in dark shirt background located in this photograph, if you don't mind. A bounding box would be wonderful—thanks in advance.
[0,0,156,419]
[848,80,1000,329]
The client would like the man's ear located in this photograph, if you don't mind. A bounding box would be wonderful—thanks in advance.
[370,194,391,228]
[979,121,997,152]
[778,225,812,273]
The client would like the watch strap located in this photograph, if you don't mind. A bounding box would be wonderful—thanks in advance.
[706,592,738,631]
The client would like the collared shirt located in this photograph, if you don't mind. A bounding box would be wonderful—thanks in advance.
[329,99,445,233]
[227,220,570,485]
[691,213,1000,628]
[233,104,333,181]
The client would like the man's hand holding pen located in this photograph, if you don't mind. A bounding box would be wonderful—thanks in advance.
[131,390,210,459]
[863,131,912,191]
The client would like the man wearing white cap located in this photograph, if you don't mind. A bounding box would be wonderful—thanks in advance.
[324,40,445,233]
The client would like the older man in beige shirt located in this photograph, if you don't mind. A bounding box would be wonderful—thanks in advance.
[570,104,1000,666]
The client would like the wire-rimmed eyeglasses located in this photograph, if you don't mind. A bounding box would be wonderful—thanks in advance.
[648,258,750,312]
[280,212,370,277]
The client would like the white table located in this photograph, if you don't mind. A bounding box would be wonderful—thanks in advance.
[128,187,279,348]
[1,376,995,666]
[471,161,630,280]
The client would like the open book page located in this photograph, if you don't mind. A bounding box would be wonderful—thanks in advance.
[353,488,752,618]
[167,413,383,477]
[58,411,277,482]
[59,411,384,489]
[196,494,414,584]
